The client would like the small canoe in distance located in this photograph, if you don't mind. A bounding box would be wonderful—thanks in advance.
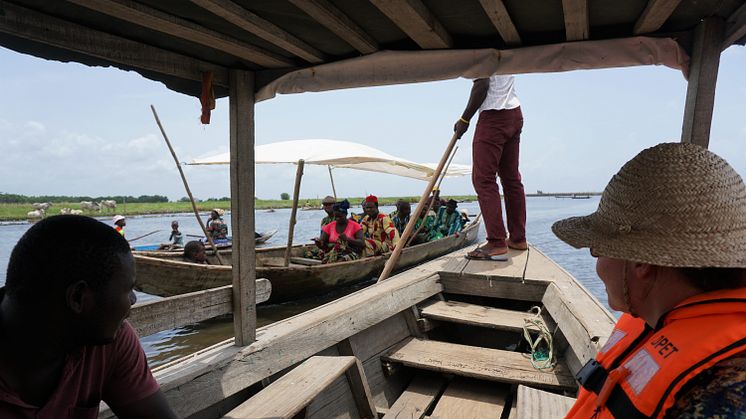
[134,218,480,303]
[132,229,278,252]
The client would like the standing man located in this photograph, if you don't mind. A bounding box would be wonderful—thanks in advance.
[0,215,177,418]
[113,214,126,238]
[455,75,527,259]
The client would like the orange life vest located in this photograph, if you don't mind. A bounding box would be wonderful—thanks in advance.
[115,225,125,237]
[566,287,746,419]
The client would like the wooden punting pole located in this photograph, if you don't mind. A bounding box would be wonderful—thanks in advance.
[328,165,337,199]
[284,159,305,267]
[378,132,459,282]
[150,105,224,265]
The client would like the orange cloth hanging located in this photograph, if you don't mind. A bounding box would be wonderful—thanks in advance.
[200,71,215,124]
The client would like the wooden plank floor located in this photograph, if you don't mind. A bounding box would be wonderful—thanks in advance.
[383,375,446,419]
[430,378,508,418]
[516,385,575,419]
[420,300,538,333]
[382,338,576,390]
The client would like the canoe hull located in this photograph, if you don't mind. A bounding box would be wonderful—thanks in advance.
[135,220,480,302]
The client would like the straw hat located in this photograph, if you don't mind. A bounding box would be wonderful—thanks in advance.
[112,215,125,223]
[321,195,336,204]
[212,208,225,216]
[552,142,746,268]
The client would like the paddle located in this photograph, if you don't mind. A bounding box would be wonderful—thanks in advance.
[128,230,161,243]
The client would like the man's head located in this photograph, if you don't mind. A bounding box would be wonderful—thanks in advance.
[322,195,336,215]
[5,215,136,345]
[183,241,207,263]
[113,214,126,227]
[446,199,458,214]
[171,220,179,230]
[430,197,442,212]
[553,143,746,313]
[363,195,379,218]
[396,199,411,217]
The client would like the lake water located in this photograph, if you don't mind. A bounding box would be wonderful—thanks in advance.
[0,197,609,367]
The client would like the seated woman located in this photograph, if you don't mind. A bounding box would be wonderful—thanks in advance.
[312,200,365,264]
[183,240,208,264]
[411,205,441,245]
[206,209,229,241]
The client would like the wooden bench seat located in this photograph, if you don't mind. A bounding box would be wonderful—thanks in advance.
[224,356,376,419]
[382,375,446,419]
[289,256,323,266]
[430,378,509,418]
[419,300,539,333]
[515,385,576,419]
[381,338,576,391]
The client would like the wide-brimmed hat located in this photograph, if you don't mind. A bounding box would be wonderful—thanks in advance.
[112,215,126,223]
[321,195,336,205]
[212,208,225,216]
[552,142,746,268]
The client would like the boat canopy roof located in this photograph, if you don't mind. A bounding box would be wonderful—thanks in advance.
[1,1,743,99]
[189,139,471,181]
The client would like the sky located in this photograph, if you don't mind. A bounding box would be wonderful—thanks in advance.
[1,45,744,202]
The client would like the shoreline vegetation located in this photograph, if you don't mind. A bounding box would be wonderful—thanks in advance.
[0,192,600,222]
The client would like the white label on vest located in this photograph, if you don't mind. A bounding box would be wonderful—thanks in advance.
[624,349,660,395]
[600,329,626,354]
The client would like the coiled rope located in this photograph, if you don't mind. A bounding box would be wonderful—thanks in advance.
[522,306,555,370]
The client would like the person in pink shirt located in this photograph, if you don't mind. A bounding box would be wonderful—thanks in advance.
[0,215,176,419]
[314,199,365,263]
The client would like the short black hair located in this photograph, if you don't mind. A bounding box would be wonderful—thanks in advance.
[183,240,204,260]
[5,215,131,303]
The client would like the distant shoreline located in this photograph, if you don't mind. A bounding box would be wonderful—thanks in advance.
[0,193,600,222]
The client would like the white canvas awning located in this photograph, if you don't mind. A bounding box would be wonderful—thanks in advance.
[189,139,471,181]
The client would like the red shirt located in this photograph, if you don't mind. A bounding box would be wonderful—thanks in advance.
[322,220,362,243]
[0,321,159,419]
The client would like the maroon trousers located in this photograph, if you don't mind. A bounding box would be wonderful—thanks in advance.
[472,107,525,247]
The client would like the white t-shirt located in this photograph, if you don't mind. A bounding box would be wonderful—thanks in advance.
[479,75,520,112]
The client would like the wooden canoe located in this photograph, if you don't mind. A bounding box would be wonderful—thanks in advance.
[134,218,480,302]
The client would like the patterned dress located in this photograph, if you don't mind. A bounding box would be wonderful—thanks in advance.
[436,210,464,236]
[390,210,411,235]
[361,213,400,256]
[206,217,228,240]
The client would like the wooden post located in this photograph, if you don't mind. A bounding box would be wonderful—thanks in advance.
[229,69,256,346]
[681,17,725,148]
[378,132,459,282]
[328,165,337,199]
[284,159,305,267]
[150,105,224,265]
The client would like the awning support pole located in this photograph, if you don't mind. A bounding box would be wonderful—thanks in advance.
[328,165,337,199]
[228,69,256,346]
[284,159,305,267]
[378,133,459,282]
[681,17,725,148]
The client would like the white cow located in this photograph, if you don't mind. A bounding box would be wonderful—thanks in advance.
[27,209,46,220]
[70,209,83,215]
[80,201,101,212]
[32,202,52,211]
[100,200,117,212]
[59,207,72,214]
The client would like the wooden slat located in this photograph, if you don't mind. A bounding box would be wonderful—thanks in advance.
[288,0,378,54]
[383,375,446,419]
[516,385,575,419]
[190,0,325,63]
[723,2,746,49]
[229,69,257,346]
[681,17,725,147]
[440,275,547,302]
[65,0,293,68]
[541,283,601,368]
[431,378,508,418]
[224,356,370,418]
[382,338,576,390]
[345,358,378,419]
[561,0,589,41]
[633,0,683,35]
[129,280,271,337]
[420,300,537,333]
[461,246,529,280]
[478,0,521,46]
[370,0,453,49]
[0,2,228,87]
[290,256,322,265]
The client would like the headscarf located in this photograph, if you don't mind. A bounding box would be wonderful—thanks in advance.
[364,195,378,204]
[333,199,351,214]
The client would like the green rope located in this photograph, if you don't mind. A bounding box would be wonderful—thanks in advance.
[522,306,556,370]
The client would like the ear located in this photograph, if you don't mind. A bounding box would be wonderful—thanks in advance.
[632,262,656,281]
[66,280,92,314]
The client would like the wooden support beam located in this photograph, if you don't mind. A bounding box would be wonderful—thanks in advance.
[633,0,683,35]
[288,0,378,54]
[0,2,228,87]
[189,0,325,63]
[681,17,725,148]
[723,2,746,49]
[229,69,257,346]
[561,0,589,41]
[129,281,271,337]
[65,0,293,68]
[370,0,453,49]
[477,0,521,46]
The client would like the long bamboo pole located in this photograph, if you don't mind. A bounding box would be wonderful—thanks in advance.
[284,159,305,266]
[406,146,459,246]
[328,165,337,199]
[150,105,224,265]
[378,133,460,282]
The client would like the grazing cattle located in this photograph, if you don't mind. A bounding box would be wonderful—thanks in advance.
[32,202,52,211]
[70,209,83,215]
[100,200,117,211]
[27,209,45,220]
[80,201,101,212]
[59,208,72,215]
